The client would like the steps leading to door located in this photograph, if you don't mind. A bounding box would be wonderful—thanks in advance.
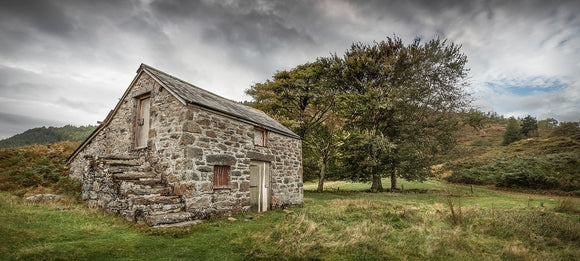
[96,155,199,227]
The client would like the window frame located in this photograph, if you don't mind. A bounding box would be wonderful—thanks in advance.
[133,93,151,149]
[213,165,231,189]
[253,127,267,147]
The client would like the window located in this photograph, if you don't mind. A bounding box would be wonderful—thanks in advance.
[213,165,230,188]
[253,128,267,147]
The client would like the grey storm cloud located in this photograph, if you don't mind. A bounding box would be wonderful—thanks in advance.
[0,0,579,139]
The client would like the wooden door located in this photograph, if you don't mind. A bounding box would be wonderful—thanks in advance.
[250,161,270,212]
[135,96,150,148]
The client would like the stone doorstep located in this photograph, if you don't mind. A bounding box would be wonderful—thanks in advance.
[145,211,195,226]
[113,171,156,180]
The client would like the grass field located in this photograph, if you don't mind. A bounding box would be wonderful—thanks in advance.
[1,179,578,260]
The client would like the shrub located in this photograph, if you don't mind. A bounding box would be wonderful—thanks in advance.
[502,117,523,145]
[445,170,488,185]
[554,198,579,214]
[496,172,560,190]
[55,177,83,202]
[550,122,580,137]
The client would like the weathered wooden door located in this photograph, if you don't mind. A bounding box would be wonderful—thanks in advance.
[135,96,150,148]
[250,161,270,212]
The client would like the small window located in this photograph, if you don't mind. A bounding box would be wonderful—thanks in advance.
[253,128,267,147]
[213,165,230,188]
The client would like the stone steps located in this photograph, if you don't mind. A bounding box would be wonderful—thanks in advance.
[100,155,140,160]
[128,179,163,186]
[100,158,142,166]
[134,204,184,216]
[102,155,200,227]
[153,220,202,228]
[147,204,185,215]
[121,186,171,196]
[108,166,152,174]
[131,195,181,205]
[113,171,156,180]
[145,211,195,226]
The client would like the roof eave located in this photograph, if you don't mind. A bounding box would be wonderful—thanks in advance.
[185,101,301,140]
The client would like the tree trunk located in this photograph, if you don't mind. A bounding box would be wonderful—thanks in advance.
[317,159,327,192]
[390,171,397,191]
[370,172,383,193]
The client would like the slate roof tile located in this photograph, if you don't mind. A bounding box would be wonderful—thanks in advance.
[140,64,299,139]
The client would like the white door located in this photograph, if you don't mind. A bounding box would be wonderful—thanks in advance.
[250,161,270,212]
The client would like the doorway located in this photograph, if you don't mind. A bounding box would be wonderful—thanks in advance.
[135,95,150,148]
[250,161,270,212]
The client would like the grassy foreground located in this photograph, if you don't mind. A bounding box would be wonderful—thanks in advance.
[1,180,579,260]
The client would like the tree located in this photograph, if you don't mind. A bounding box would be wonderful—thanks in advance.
[520,115,538,138]
[538,118,558,130]
[246,60,337,138]
[338,36,470,191]
[502,117,523,145]
[305,114,345,192]
[246,59,341,190]
[465,109,486,133]
[550,121,580,137]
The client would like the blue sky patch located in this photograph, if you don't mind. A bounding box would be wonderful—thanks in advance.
[485,77,567,97]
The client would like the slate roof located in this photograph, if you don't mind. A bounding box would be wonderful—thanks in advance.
[140,64,299,139]
[67,64,300,164]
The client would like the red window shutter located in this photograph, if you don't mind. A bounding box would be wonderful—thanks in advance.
[213,165,230,188]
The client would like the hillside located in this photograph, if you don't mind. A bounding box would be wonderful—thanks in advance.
[0,141,81,198]
[0,125,96,148]
[444,134,580,194]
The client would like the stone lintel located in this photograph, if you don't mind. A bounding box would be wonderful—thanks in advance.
[206,154,236,166]
[247,151,275,162]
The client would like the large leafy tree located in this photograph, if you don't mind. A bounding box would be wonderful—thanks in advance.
[338,36,470,191]
[246,60,337,138]
[246,59,341,190]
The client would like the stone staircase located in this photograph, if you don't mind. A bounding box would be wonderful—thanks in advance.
[99,155,198,227]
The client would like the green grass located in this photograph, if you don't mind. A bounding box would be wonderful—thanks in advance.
[1,180,579,260]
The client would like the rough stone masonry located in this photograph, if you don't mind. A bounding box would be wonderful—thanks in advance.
[68,64,303,226]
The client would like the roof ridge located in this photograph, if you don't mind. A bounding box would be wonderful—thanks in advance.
[139,63,299,139]
[139,63,243,107]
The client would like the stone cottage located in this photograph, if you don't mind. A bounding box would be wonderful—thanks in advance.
[67,64,303,227]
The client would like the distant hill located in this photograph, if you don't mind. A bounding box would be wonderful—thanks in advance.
[0,125,97,148]
[444,134,580,194]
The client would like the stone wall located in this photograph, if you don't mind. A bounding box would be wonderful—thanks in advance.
[176,105,303,218]
[69,72,186,218]
[69,71,303,223]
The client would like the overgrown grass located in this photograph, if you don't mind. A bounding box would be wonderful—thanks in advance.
[1,180,578,260]
[1,139,578,259]
[0,142,82,200]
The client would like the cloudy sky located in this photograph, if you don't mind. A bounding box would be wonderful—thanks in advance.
[1,0,579,139]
